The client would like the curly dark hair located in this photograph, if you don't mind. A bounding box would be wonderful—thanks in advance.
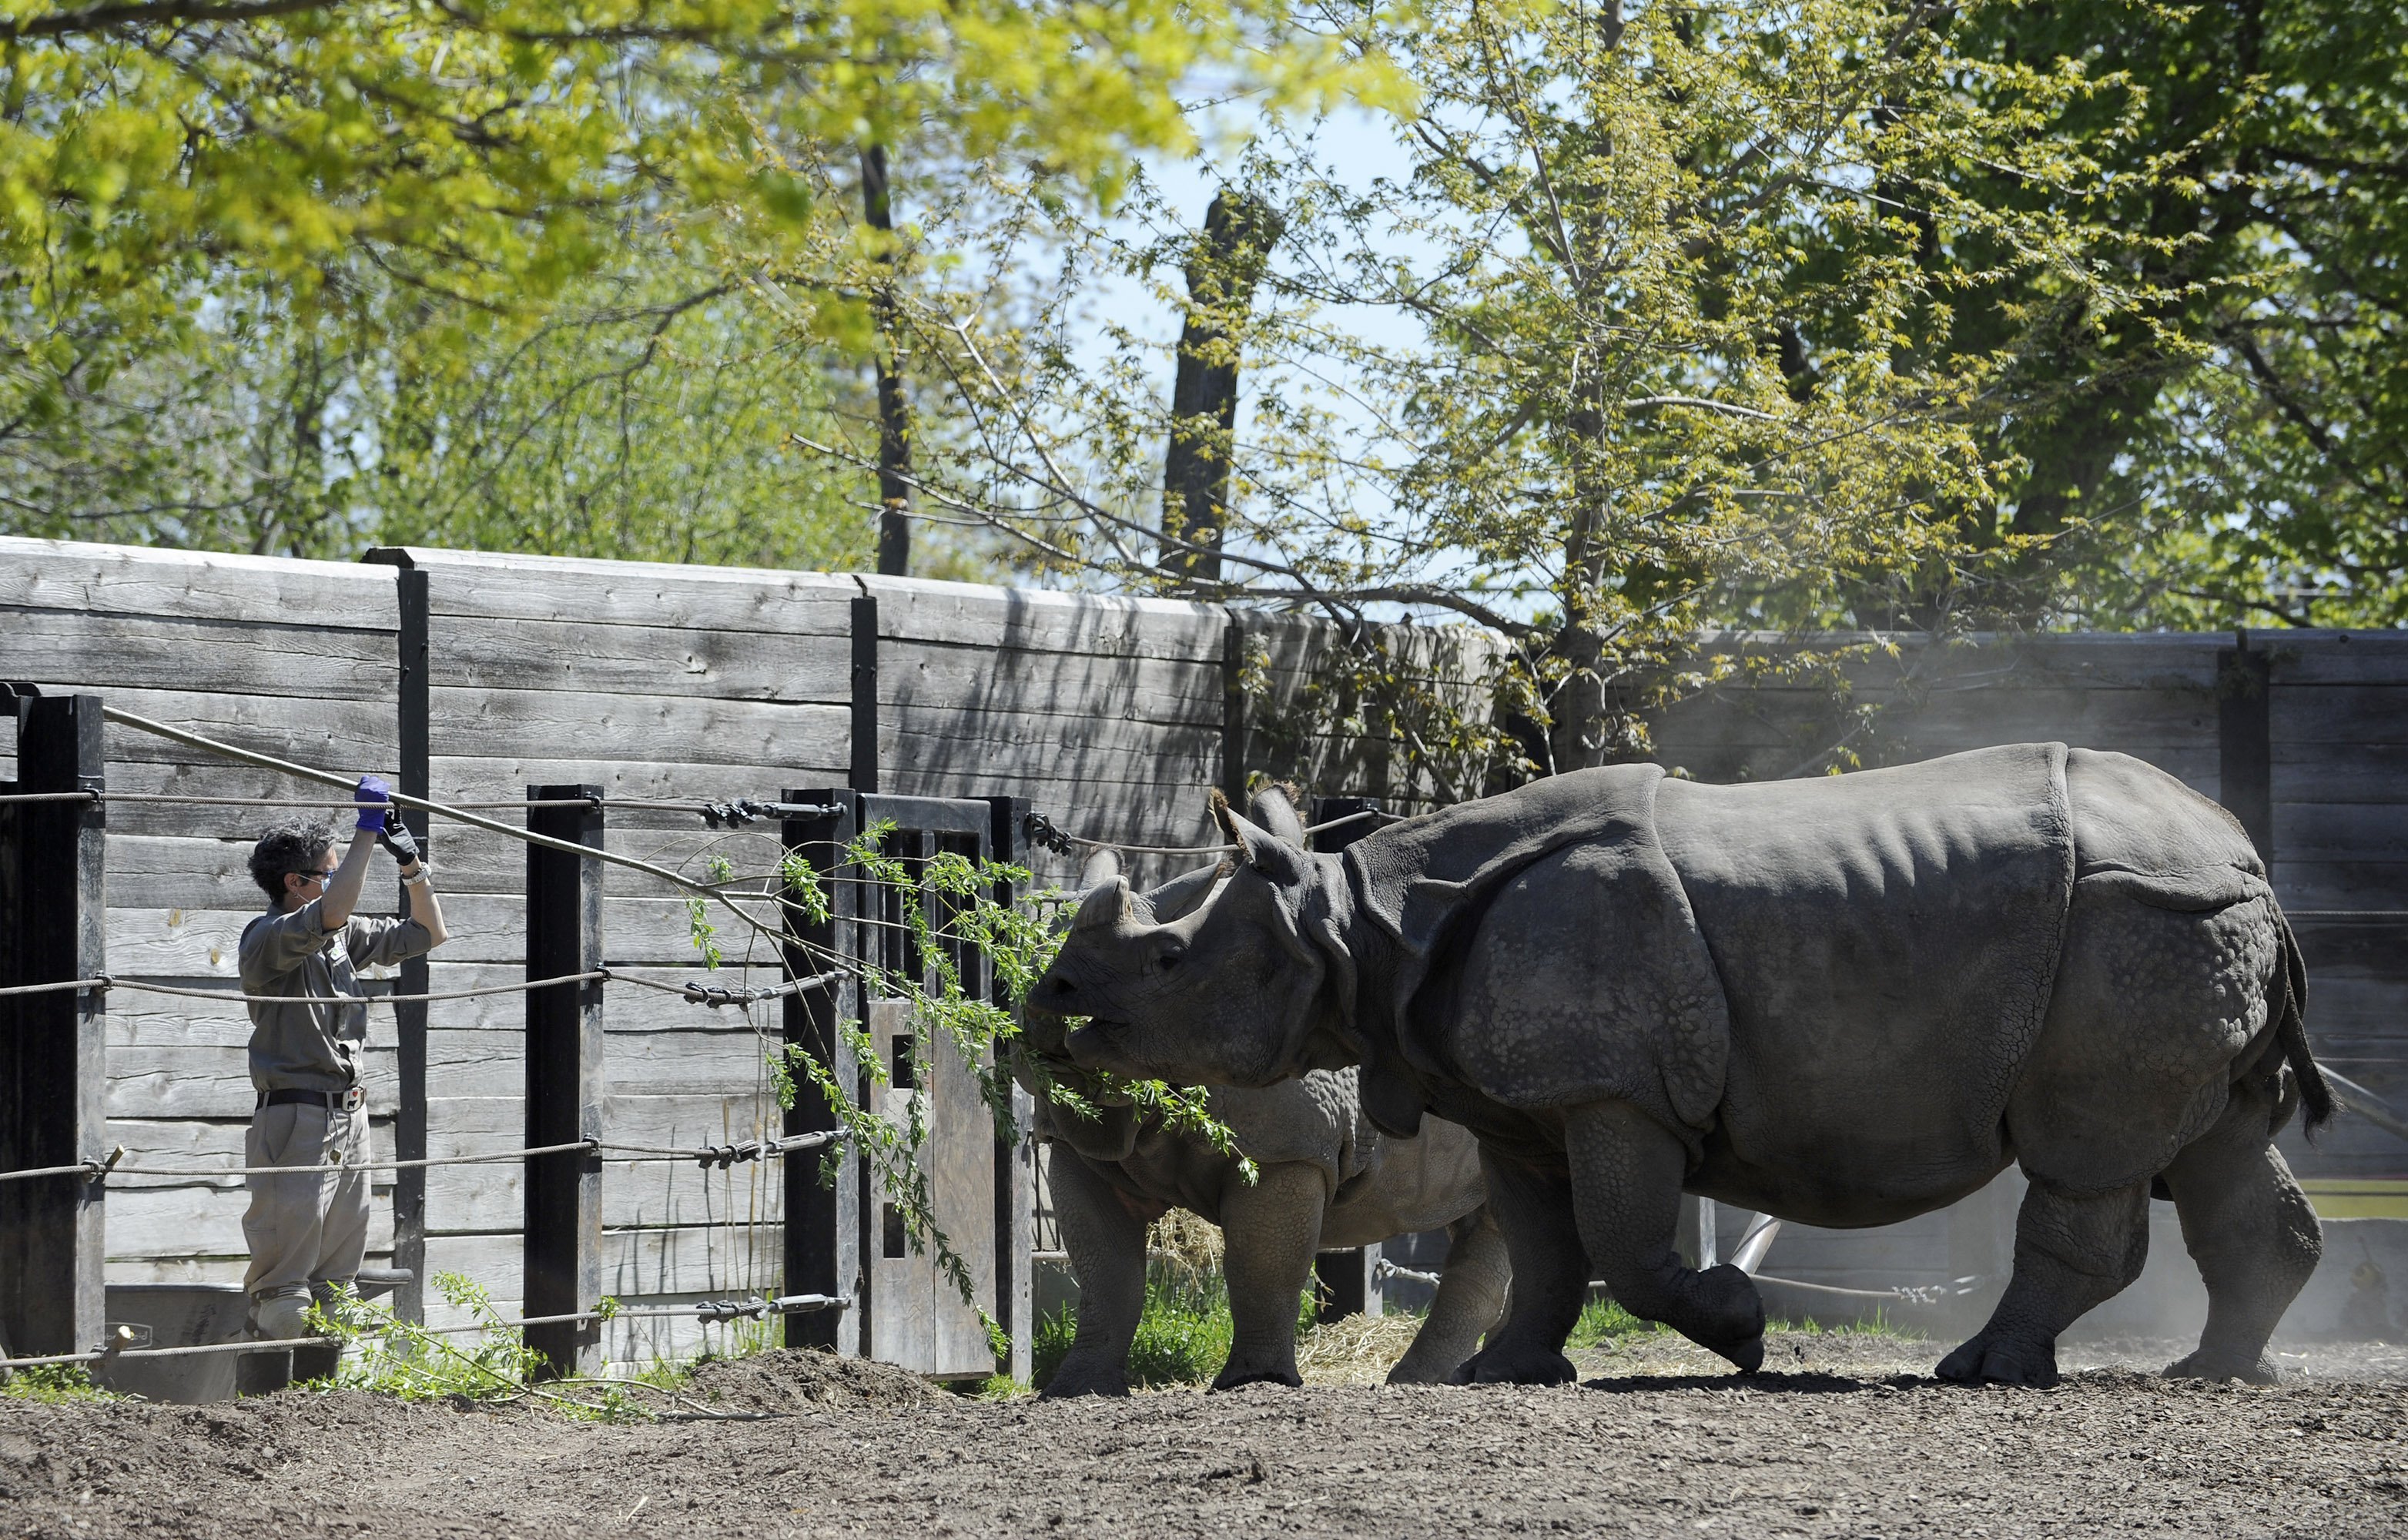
[249,819,334,905]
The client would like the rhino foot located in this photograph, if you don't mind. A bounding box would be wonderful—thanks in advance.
[1040,1359,1133,1399]
[1210,1365,1302,1392]
[2162,1349,2281,1386]
[1447,1342,1577,1387]
[1936,1331,2059,1388]
[1709,1330,1765,1374]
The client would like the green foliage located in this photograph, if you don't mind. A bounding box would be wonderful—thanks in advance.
[1033,1263,1323,1390]
[1565,1296,1666,1349]
[0,1363,113,1402]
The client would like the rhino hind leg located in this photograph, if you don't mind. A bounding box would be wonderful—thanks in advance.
[1211,1160,1325,1391]
[2159,1070,2323,1384]
[1448,1147,1586,1385]
[1561,1101,1765,1374]
[1040,1148,1155,1398]
[1388,1207,1512,1385]
[1937,1177,2150,1388]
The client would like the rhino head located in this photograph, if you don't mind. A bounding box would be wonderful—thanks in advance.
[1030,786,1359,1090]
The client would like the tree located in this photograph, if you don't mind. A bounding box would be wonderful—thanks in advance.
[1932,0,2408,628]
[0,0,1392,564]
[855,0,2137,785]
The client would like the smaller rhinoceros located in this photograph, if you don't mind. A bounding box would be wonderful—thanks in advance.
[1018,789,1508,1397]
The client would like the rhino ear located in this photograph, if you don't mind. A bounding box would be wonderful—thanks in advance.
[1073,875,1133,931]
[1249,782,1307,845]
[1211,788,1310,888]
[1078,848,1120,889]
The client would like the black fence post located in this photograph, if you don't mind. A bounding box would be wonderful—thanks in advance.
[986,795,1034,1383]
[1309,795,1385,1322]
[783,789,863,1353]
[2219,631,2275,865]
[524,785,603,1378]
[0,692,108,1361]
[1221,620,1251,802]
[851,598,880,795]
[392,565,431,1324]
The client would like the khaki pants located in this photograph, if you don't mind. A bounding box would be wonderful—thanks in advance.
[242,1100,371,1313]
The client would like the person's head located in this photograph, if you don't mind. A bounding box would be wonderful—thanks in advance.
[250,820,337,912]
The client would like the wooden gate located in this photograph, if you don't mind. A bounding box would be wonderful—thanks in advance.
[778,791,1033,1381]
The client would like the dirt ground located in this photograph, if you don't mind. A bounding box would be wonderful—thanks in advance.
[6,1335,2407,1539]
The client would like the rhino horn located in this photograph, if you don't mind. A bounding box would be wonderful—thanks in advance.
[1073,874,1135,931]
[1078,848,1121,888]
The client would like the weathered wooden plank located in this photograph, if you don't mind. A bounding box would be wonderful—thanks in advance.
[2277,861,2408,913]
[2263,632,2408,686]
[879,640,1224,726]
[105,1183,395,1260]
[426,1027,778,1099]
[426,686,847,768]
[426,1153,786,1234]
[102,1114,395,1192]
[0,609,397,700]
[390,547,857,635]
[881,712,1219,791]
[88,686,397,774]
[0,537,397,627]
[2272,742,2408,805]
[430,614,850,702]
[109,1041,396,1120]
[2272,803,2408,865]
[2269,685,2408,746]
[862,574,1229,662]
[428,755,850,811]
[421,1227,787,1310]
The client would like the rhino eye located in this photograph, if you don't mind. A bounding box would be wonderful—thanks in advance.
[1155,947,1183,973]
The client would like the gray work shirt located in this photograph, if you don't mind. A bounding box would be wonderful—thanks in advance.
[239,899,433,1095]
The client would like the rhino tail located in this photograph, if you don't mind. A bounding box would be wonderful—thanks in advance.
[2274,911,2334,1134]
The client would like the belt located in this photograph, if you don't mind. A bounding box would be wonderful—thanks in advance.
[258,1086,365,1113]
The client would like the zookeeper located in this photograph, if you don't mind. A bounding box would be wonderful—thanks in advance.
[238,775,449,1340]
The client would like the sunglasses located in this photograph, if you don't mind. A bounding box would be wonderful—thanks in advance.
[292,866,337,887]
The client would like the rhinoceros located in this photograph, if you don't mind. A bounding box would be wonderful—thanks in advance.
[1018,790,1508,1396]
[1030,745,2332,1388]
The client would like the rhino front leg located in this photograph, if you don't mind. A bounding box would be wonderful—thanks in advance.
[1449,1147,1587,1385]
[1213,1160,1326,1390]
[1040,1147,1158,1398]
[1937,1177,2149,1388]
[1388,1206,1511,1385]
[1562,1100,1765,1373]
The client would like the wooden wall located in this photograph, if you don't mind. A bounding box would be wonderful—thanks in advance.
[0,537,1478,1364]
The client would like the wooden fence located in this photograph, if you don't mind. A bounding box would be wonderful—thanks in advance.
[0,537,1459,1368]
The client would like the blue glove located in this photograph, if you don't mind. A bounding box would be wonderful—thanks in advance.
[354,775,390,834]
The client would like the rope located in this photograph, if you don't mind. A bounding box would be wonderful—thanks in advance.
[0,1295,856,1371]
[103,970,608,1008]
[608,968,836,1008]
[0,976,105,999]
[5,1129,852,1184]
[598,1130,842,1170]
[0,789,836,816]
[0,789,99,805]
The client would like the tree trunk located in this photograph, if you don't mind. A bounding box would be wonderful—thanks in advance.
[861,144,912,578]
[1160,189,1283,588]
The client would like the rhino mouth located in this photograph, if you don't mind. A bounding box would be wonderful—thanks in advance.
[1063,1019,1130,1066]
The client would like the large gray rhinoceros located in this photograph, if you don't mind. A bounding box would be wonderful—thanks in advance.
[1029,745,2333,1388]
[1019,791,1508,1396]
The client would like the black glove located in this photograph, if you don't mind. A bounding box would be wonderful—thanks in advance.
[380,821,421,871]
